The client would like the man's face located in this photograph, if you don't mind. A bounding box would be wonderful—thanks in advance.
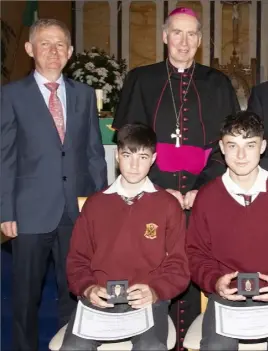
[25,25,73,77]
[163,14,201,67]
[219,134,266,178]
[116,147,156,186]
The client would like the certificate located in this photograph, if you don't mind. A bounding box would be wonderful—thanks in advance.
[72,300,154,340]
[215,301,268,339]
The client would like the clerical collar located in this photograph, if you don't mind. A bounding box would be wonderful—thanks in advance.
[167,59,195,75]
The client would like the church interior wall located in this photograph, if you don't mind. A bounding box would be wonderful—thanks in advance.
[77,0,268,84]
[1,0,72,84]
[222,2,249,65]
[129,1,156,69]
[1,0,268,84]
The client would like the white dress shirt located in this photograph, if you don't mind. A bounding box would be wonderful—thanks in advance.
[222,166,268,206]
[103,175,157,197]
[34,70,67,128]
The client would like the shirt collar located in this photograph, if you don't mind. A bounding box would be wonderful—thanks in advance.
[222,166,268,196]
[168,59,195,75]
[103,175,157,197]
[34,70,64,87]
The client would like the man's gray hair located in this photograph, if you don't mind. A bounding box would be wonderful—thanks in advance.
[29,18,71,44]
[162,14,202,34]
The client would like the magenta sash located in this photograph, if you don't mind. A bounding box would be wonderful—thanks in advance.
[156,143,212,175]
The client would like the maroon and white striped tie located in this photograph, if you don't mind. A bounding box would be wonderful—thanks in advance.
[121,192,144,205]
[238,194,252,206]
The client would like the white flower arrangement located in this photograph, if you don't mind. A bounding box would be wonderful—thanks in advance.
[66,47,127,112]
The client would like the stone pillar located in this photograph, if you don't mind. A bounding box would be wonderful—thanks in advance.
[214,0,222,63]
[156,0,164,62]
[168,0,177,14]
[261,0,268,81]
[202,0,210,66]
[122,0,130,69]
[75,0,85,53]
[249,0,257,61]
[109,0,118,58]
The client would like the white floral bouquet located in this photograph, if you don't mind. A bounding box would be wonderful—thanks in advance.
[66,47,127,112]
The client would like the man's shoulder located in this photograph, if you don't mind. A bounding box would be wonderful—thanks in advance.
[2,75,31,93]
[252,81,268,96]
[196,63,231,84]
[128,61,166,79]
[131,62,229,80]
[255,81,268,91]
[65,76,94,93]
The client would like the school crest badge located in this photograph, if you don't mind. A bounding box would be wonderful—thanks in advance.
[144,223,158,239]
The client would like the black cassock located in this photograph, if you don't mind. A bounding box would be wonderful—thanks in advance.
[247,81,268,171]
[113,60,240,350]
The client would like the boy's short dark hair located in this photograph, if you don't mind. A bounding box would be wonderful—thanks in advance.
[116,123,157,153]
[220,111,264,139]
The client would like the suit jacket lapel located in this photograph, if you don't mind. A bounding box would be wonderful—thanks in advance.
[24,73,63,148]
[64,77,77,150]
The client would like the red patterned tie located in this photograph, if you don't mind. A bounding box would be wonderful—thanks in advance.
[45,82,65,143]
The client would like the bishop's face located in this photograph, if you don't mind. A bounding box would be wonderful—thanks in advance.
[163,13,201,69]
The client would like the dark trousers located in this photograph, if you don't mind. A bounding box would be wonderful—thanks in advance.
[12,212,77,351]
[60,299,169,351]
[201,294,268,351]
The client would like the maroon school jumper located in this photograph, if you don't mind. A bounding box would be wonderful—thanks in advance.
[187,177,268,293]
[67,188,190,301]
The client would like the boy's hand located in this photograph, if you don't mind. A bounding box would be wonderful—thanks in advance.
[84,284,114,308]
[127,284,158,309]
[215,271,246,301]
[252,273,268,302]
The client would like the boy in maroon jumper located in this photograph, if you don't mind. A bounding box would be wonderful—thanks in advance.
[187,111,268,351]
[61,123,190,350]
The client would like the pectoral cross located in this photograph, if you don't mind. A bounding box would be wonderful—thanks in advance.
[171,128,181,147]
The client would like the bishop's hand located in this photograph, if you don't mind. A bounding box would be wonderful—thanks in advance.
[183,190,198,210]
[166,189,185,209]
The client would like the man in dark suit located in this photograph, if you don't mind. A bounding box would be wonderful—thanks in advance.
[247,81,268,170]
[1,19,107,350]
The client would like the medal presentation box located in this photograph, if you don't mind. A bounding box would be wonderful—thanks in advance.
[237,273,259,297]
[107,280,129,304]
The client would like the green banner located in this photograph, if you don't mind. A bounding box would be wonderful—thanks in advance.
[99,118,116,145]
[23,0,38,27]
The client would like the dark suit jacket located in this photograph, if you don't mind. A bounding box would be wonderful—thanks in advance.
[247,81,268,170]
[1,73,107,234]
